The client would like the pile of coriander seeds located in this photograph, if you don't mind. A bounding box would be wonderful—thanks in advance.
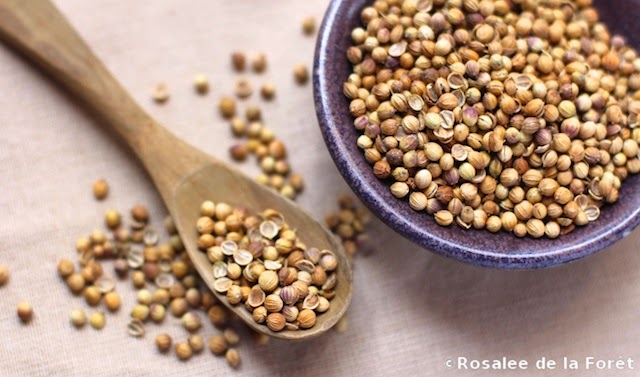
[344,0,640,238]
[197,202,337,332]
[60,197,250,368]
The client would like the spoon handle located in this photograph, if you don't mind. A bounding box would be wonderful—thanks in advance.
[0,0,209,201]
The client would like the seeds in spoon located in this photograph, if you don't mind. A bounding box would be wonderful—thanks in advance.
[196,201,338,331]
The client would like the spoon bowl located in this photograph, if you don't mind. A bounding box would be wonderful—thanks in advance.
[314,0,640,269]
[0,0,351,340]
[172,163,352,340]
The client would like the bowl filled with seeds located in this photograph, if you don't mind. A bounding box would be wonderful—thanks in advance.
[314,0,640,268]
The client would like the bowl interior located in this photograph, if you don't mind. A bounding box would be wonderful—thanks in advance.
[313,0,640,268]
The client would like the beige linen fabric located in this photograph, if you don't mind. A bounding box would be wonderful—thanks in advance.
[1,1,640,376]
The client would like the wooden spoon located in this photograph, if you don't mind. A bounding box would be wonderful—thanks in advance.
[0,0,351,341]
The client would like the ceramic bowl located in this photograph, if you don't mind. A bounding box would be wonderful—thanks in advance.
[313,0,640,269]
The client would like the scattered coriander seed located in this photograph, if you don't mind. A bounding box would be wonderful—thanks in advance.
[230,144,249,162]
[69,308,86,328]
[156,333,172,353]
[251,53,267,73]
[170,298,188,317]
[301,16,316,35]
[81,263,103,283]
[293,64,309,84]
[208,334,227,355]
[105,209,121,229]
[150,304,167,322]
[219,96,236,118]
[235,78,253,99]
[93,179,109,200]
[137,289,153,305]
[89,312,105,330]
[151,83,169,103]
[246,105,261,121]
[131,205,149,223]
[57,259,74,278]
[260,82,276,100]
[104,291,121,311]
[0,264,8,286]
[131,304,150,321]
[185,288,201,307]
[66,273,85,294]
[193,73,209,94]
[131,271,145,289]
[84,286,102,306]
[226,348,241,369]
[230,117,247,137]
[223,328,240,345]
[181,311,202,332]
[188,334,205,354]
[174,341,193,361]
[231,52,246,72]
[17,302,32,323]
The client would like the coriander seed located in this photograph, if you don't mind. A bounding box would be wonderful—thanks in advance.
[104,291,121,311]
[0,264,8,286]
[151,83,169,103]
[174,342,192,361]
[66,273,85,294]
[131,205,149,223]
[69,309,86,328]
[231,52,246,72]
[57,259,74,278]
[235,78,253,99]
[226,348,241,369]
[105,209,121,229]
[230,144,249,161]
[193,73,209,94]
[156,333,172,353]
[223,328,240,345]
[17,302,32,323]
[302,16,316,35]
[219,96,236,118]
[189,334,205,353]
[261,82,276,100]
[131,270,145,289]
[208,334,228,355]
[170,298,188,317]
[293,64,309,84]
[251,53,267,73]
[266,313,286,332]
[92,179,109,200]
[84,286,102,306]
[89,312,105,330]
[131,305,150,321]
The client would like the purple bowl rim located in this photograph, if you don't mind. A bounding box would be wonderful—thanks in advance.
[312,0,640,269]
